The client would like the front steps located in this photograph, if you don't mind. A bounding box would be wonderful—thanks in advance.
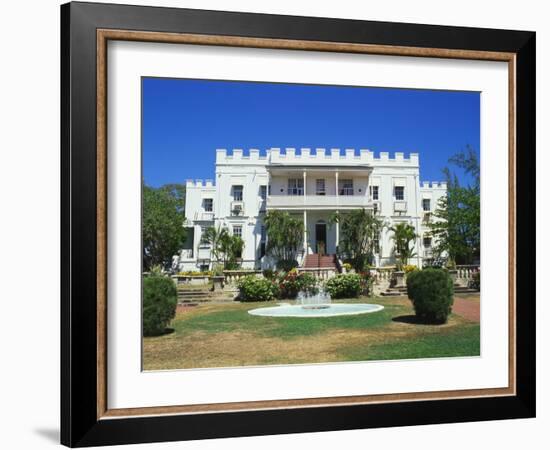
[303,253,338,270]
[381,283,479,297]
[177,286,237,304]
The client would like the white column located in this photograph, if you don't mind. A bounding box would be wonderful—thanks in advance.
[335,209,340,253]
[303,210,308,254]
[335,171,339,201]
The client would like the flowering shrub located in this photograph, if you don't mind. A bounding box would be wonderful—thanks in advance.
[358,271,374,296]
[342,262,353,272]
[278,271,318,299]
[237,276,278,302]
[324,273,363,299]
[177,270,212,276]
[403,264,418,274]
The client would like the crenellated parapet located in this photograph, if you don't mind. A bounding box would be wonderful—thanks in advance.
[420,181,448,189]
[215,147,420,167]
[185,179,215,188]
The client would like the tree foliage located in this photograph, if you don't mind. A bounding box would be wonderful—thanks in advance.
[142,184,187,271]
[329,209,385,271]
[429,146,480,265]
[389,222,418,268]
[264,210,304,269]
[201,225,244,269]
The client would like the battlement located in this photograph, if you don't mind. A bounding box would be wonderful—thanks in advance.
[215,147,419,166]
[186,179,215,188]
[420,181,448,189]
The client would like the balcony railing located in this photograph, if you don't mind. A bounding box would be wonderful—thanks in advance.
[267,194,372,209]
[393,201,407,213]
[230,201,245,216]
[193,211,214,221]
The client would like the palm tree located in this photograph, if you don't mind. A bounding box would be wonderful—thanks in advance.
[329,209,385,272]
[201,225,228,264]
[264,210,304,269]
[389,222,418,268]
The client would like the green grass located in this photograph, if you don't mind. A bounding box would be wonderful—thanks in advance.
[143,295,480,370]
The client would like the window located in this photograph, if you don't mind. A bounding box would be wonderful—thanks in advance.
[203,198,213,212]
[199,225,210,246]
[423,237,432,248]
[260,225,266,257]
[316,179,326,195]
[339,179,353,196]
[232,185,243,201]
[259,185,267,200]
[232,225,242,238]
[422,198,431,211]
[287,178,304,196]
[370,185,379,200]
[394,186,404,200]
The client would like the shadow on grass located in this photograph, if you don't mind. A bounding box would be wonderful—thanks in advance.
[144,327,175,337]
[392,315,446,326]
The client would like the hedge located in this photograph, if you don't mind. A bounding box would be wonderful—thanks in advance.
[406,268,454,324]
[143,274,178,336]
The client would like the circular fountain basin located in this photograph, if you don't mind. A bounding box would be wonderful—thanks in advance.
[248,303,384,318]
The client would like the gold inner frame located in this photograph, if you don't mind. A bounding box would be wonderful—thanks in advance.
[96,29,517,420]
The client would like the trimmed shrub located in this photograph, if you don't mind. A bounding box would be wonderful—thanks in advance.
[278,271,318,299]
[406,268,454,324]
[143,275,178,336]
[237,275,277,302]
[324,273,363,299]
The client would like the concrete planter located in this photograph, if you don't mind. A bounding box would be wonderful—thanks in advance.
[211,275,225,291]
[392,271,406,288]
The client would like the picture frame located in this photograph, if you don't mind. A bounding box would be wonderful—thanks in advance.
[61,1,535,447]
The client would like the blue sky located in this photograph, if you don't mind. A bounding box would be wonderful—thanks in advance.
[142,78,480,187]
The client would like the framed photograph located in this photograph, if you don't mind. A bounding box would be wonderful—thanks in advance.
[61,1,535,447]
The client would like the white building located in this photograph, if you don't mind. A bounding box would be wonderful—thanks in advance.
[177,148,446,271]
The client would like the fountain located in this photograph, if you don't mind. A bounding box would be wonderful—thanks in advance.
[296,287,331,309]
[248,287,384,318]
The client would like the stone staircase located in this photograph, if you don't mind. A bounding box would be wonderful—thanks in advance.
[381,283,478,297]
[303,253,338,270]
[177,286,237,304]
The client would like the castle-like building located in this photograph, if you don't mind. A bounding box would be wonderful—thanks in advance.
[177,148,446,271]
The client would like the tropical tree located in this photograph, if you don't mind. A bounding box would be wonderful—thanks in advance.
[329,209,385,272]
[389,222,418,268]
[264,210,304,270]
[142,184,187,271]
[201,225,245,269]
[429,146,480,265]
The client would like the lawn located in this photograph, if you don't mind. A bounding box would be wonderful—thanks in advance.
[142,295,480,370]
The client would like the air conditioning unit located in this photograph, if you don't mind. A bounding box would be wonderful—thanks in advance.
[394,201,407,212]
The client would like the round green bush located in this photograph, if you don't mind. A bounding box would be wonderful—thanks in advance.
[324,273,362,299]
[143,275,178,336]
[406,268,454,324]
[237,275,277,302]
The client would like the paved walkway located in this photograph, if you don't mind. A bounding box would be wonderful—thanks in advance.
[452,294,480,322]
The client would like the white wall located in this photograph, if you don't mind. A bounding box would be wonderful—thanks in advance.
[0,1,546,450]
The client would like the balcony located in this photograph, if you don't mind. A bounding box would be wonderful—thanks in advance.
[267,194,372,210]
[193,211,214,221]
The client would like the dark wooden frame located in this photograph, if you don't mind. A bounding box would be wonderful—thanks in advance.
[61,1,536,447]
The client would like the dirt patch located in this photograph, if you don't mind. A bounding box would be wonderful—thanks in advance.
[452,294,480,322]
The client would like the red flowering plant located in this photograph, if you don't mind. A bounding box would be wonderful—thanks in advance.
[278,270,318,299]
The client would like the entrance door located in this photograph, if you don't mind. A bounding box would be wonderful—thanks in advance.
[315,222,327,255]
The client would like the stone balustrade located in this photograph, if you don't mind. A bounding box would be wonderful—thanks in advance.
[223,270,262,285]
[297,267,337,281]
